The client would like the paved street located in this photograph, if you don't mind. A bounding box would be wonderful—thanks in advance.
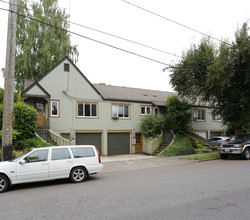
[1,156,250,220]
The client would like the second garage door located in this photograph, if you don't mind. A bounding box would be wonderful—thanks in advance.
[76,133,102,155]
[108,132,130,155]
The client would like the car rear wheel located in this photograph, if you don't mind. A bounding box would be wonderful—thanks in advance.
[0,175,9,193]
[220,154,228,159]
[242,148,250,160]
[70,167,87,183]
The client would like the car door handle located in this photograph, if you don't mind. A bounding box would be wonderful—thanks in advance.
[42,162,49,165]
[67,160,73,163]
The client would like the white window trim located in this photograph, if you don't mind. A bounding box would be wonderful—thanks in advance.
[50,100,59,117]
[112,104,130,119]
[141,106,151,115]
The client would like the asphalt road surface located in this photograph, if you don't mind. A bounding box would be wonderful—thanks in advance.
[1,158,250,220]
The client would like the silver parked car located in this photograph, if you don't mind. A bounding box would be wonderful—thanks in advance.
[0,145,103,193]
[208,136,230,146]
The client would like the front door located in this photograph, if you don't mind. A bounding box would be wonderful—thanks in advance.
[135,133,142,153]
[35,100,46,126]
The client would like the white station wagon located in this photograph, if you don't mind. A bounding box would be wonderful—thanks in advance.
[0,145,103,193]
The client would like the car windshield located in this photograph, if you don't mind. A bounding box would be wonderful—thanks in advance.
[231,134,250,142]
[10,150,32,162]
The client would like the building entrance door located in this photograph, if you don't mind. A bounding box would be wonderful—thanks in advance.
[35,100,46,126]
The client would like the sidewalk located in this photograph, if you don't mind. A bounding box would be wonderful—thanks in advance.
[100,153,208,174]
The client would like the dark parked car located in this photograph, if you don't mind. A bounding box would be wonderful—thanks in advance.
[218,133,250,159]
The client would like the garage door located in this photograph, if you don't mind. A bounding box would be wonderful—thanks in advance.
[210,131,223,137]
[108,132,130,155]
[76,133,102,155]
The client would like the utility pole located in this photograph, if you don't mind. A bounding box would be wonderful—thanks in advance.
[1,0,17,161]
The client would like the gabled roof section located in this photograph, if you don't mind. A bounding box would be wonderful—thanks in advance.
[93,84,177,106]
[21,56,103,98]
[22,82,50,98]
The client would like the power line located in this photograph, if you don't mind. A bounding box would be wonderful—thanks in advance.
[0,1,213,69]
[121,0,231,46]
[0,7,175,68]
[0,0,182,59]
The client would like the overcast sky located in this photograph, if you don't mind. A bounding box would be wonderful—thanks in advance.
[0,0,250,91]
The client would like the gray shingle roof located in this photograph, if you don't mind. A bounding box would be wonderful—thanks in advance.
[93,84,176,106]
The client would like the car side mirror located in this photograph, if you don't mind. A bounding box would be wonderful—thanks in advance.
[19,160,26,165]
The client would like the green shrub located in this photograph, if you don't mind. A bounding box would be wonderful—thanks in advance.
[158,134,195,157]
[0,103,38,141]
[189,136,213,153]
[13,138,51,150]
[165,96,192,134]
[13,103,38,140]
[141,114,165,138]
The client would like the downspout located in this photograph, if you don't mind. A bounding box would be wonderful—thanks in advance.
[62,64,75,144]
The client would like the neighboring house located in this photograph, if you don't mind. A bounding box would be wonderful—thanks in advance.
[22,57,226,155]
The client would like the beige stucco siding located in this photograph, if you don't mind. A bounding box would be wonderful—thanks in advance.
[192,107,226,138]
[38,61,102,100]
[25,85,47,96]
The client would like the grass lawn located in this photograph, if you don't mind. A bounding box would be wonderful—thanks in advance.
[181,153,220,160]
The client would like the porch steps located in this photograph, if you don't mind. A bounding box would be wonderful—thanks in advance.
[36,127,57,146]
[152,129,174,156]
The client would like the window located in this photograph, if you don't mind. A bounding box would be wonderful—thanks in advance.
[71,147,95,158]
[51,148,71,161]
[60,133,71,140]
[193,109,205,121]
[194,131,208,139]
[141,106,151,115]
[212,113,222,121]
[24,149,49,163]
[112,104,129,118]
[77,102,97,118]
[50,100,60,117]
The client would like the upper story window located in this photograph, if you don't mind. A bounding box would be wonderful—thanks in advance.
[50,100,60,117]
[193,109,205,121]
[112,104,130,118]
[77,102,97,118]
[141,106,151,115]
[212,113,222,121]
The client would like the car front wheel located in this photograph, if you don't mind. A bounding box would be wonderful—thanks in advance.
[242,148,250,160]
[0,175,9,193]
[70,167,87,183]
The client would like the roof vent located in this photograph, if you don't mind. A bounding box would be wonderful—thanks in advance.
[64,63,70,72]
[144,94,148,96]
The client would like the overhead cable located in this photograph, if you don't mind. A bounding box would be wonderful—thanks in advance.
[0,0,181,59]
[121,0,231,46]
[0,7,175,68]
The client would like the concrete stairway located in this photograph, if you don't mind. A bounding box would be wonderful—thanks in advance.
[36,127,57,145]
[152,129,174,155]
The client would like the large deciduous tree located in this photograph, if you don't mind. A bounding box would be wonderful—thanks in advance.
[170,23,250,134]
[15,0,79,91]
